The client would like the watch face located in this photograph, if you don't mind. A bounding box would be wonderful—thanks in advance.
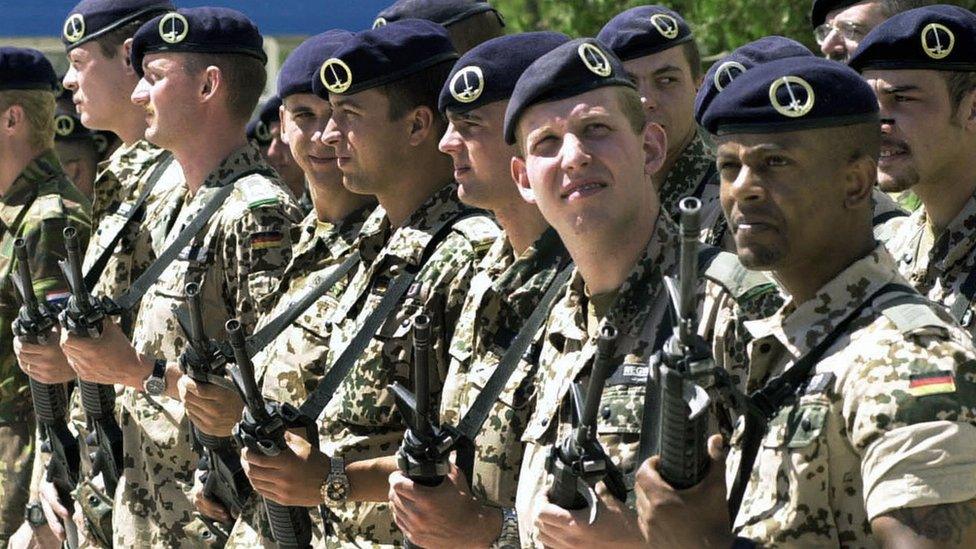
[26,504,45,526]
[327,480,348,502]
[145,377,166,395]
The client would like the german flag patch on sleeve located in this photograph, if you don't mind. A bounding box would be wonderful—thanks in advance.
[250,230,284,250]
[907,370,957,397]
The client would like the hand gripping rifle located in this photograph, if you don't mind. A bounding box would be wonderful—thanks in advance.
[545,324,628,511]
[653,196,713,489]
[10,238,81,549]
[228,319,314,549]
[388,314,453,549]
[177,283,251,541]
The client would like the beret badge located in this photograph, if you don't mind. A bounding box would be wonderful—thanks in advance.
[577,43,612,77]
[158,12,189,44]
[54,115,76,137]
[449,66,485,103]
[63,14,86,44]
[768,76,815,118]
[921,22,954,60]
[254,120,271,142]
[320,58,353,94]
[650,13,680,40]
[373,17,388,29]
[713,61,747,91]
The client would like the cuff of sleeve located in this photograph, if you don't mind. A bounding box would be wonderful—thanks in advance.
[489,507,520,549]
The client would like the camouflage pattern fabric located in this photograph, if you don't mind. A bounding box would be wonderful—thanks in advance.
[113,144,301,548]
[440,226,570,509]
[225,204,374,548]
[728,244,976,547]
[658,134,728,249]
[869,188,908,246]
[888,189,976,337]
[317,183,499,547]
[0,151,91,543]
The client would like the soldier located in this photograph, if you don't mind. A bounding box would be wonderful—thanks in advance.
[502,38,773,547]
[850,6,976,339]
[0,47,92,547]
[209,28,378,548]
[53,103,98,198]
[387,31,571,548]
[637,55,976,547]
[57,7,301,546]
[812,0,933,62]
[373,0,505,54]
[249,96,309,212]
[239,19,499,546]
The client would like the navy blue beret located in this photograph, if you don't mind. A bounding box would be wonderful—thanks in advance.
[701,56,878,135]
[131,7,267,77]
[810,0,863,27]
[313,19,457,98]
[694,36,813,125]
[0,47,58,91]
[257,96,282,126]
[246,118,273,146]
[503,38,635,145]
[849,5,976,72]
[374,0,501,28]
[597,5,693,62]
[54,106,93,141]
[277,29,353,99]
[62,0,173,51]
[439,31,570,115]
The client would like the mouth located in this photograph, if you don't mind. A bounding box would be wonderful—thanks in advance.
[453,165,471,178]
[307,153,337,165]
[879,141,910,162]
[731,213,778,235]
[561,180,608,201]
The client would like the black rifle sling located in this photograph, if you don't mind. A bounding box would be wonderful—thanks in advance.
[299,211,482,420]
[727,283,914,520]
[112,181,238,312]
[453,263,574,480]
[83,152,175,290]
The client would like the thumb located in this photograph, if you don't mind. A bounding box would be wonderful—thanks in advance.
[707,434,727,463]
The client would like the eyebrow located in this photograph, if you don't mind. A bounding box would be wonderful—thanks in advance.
[879,84,922,94]
[448,112,482,124]
[332,98,361,110]
[653,64,683,76]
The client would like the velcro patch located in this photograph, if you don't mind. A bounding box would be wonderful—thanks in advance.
[178,245,210,263]
[908,371,956,397]
[251,231,284,250]
[606,362,649,387]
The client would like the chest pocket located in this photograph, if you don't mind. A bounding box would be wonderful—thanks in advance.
[595,369,646,476]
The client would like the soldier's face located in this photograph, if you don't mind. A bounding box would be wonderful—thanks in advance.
[512,88,665,241]
[265,120,305,193]
[283,94,340,185]
[56,140,98,198]
[622,46,700,159]
[441,101,518,209]
[63,42,135,132]
[131,54,200,149]
[818,1,887,62]
[326,88,408,195]
[864,69,971,194]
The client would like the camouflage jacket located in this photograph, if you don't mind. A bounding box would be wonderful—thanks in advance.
[514,213,774,546]
[440,226,570,509]
[870,188,908,246]
[114,144,302,548]
[225,204,375,549]
[0,151,91,422]
[887,189,976,337]
[317,182,499,547]
[729,244,976,547]
[658,134,727,248]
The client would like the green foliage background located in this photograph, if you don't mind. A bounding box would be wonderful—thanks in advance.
[492,0,976,59]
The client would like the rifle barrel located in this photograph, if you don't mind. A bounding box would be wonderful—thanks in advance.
[577,323,618,445]
[62,227,89,303]
[677,197,702,341]
[412,314,431,434]
[13,239,40,313]
[184,282,206,348]
[226,319,266,418]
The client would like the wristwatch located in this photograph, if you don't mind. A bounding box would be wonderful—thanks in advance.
[320,455,350,506]
[142,358,167,396]
[24,501,46,528]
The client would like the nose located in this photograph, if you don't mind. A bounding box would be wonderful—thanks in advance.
[559,133,591,173]
[880,117,895,135]
[724,163,764,207]
[438,122,462,156]
[819,29,846,59]
[321,116,341,147]
[131,78,149,106]
[63,66,78,92]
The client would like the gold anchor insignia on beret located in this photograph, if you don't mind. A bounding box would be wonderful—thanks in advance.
[714,61,747,91]
[158,12,189,45]
[63,14,86,43]
[55,115,75,137]
[372,17,387,29]
[768,76,815,118]
[320,58,353,94]
[450,66,485,104]
[650,14,680,40]
[254,121,272,143]
[921,22,954,60]
[578,43,612,77]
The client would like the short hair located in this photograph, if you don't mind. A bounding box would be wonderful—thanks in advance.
[378,58,454,133]
[94,19,147,59]
[680,40,703,80]
[0,90,56,151]
[943,70,976,118]
[878,0,935,18]
[446,10,506,55]
[182,53,267,122]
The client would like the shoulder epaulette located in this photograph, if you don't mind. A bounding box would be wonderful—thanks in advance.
[873,289,953,337]
[702,250,775,301]
[237,175,282,210]
[33,194,66,221]
[450,210,499,253]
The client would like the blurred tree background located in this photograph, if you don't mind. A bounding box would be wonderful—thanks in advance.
[492,0,976,59]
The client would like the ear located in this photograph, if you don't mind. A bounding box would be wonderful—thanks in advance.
[200,65,221,103]
[3,105,23,134]
[641,121,668,177]
[960,87,976,133]
[278,105,291,145]
[843,155,876,209]
[511,155,536,204]
[122,39,135,75]
[406,106,435,146]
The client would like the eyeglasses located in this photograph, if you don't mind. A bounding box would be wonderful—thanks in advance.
[814,21,869,45]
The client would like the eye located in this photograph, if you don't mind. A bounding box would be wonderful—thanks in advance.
[530,135,559,157]
[718,160,740,174]
[893,94,915,103]
[657,76,677,86]
[765,155,789,167]
[584,123,611,136]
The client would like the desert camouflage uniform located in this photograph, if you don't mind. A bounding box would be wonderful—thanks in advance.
[440,226,570,510]
[515,212,773,546]
[317,183,499,546]
[728,244,976,547]
[659,134,728,248]
[869,188,908,245]
[224,204,374,548]
[0,151,91,546]
[887,190,976,338]
[113,144,301,548]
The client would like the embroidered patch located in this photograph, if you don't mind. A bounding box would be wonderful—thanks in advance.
[46,290,71,306]
[908,371,956,397]
[251,231,284,250]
